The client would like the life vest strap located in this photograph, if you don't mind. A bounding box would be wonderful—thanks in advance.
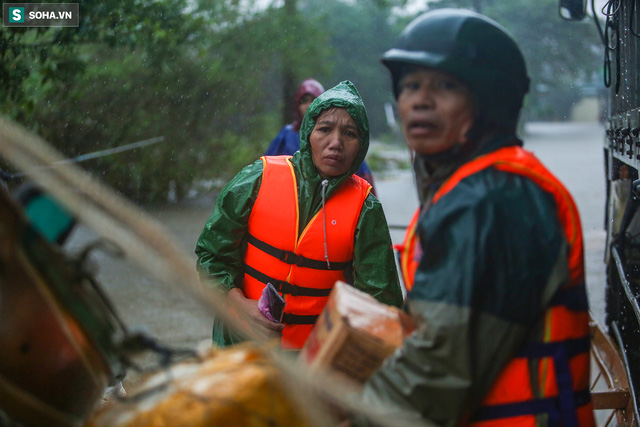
[247,234,351,271]
[473,389,591,422]
[518,336,590,359]
[282,313,319,325]
[244,264,332,297]
[508,336,590,427]
[548,282,589,311]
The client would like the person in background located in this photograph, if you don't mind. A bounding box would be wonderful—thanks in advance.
[354,9,595,426]
[196,80,402,351]
[266,78,377,196]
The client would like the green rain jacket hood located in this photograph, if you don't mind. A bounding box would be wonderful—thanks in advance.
[292,80,369,210]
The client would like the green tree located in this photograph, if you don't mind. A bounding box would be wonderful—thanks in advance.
[2,0,332,202]
[1,0,201,200]
[1,0,194,120]
[301,0,408,137]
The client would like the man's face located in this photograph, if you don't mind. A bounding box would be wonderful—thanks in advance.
[309,108,360,179]
[397,67,475,155]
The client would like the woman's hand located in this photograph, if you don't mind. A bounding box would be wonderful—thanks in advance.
[226,288,284,341]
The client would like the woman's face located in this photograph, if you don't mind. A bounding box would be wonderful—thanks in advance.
[309,108,360,179]
[397,67,475,155]
[298,94,316,119]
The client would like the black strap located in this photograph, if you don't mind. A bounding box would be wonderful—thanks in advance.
[247,234,351,271]
[548,282,589,311]
[495,337,591,427]
[472,389,591,422]
[282,313,319,325]
[517,336,590,359]
[244,264,332,297]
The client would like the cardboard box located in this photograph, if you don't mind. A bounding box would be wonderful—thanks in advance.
[299,281,414,384]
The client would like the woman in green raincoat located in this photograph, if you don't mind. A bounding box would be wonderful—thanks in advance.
[195,80,402,349]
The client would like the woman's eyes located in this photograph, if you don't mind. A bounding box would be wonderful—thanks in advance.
[314,126,358,138]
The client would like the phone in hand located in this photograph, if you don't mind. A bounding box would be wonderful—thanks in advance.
[263,282,286,323]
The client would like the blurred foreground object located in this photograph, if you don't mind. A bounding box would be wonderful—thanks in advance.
[0,115,412,427]
[300,281,414,383]
[0,180,125,426]
[0,116,238,426]
[86,344,312,427]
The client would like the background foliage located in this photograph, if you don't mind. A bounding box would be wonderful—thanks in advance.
[0,0,603,202]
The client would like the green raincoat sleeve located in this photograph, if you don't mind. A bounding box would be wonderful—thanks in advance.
[356,169,571,426]
[352,194,402,307]
[195,159,263,294]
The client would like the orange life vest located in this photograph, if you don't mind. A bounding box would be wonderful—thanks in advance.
[427,146,594,426]
[395,208,421,293]
[243,155,371,349]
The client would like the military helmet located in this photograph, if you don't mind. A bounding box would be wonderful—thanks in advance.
[381,8,530,129]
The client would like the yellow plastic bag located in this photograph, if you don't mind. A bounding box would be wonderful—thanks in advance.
[86,344,311,427]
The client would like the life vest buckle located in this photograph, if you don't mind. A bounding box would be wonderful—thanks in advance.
[273,280,289,294]
[279,251,301,266]
[273,280,300,296]
[287,283,301,296]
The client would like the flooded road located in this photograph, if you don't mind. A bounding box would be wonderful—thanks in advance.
[522,121,607,325]
[67,120,608,387]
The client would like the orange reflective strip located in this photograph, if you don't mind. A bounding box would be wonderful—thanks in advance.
[400,209,420,292]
